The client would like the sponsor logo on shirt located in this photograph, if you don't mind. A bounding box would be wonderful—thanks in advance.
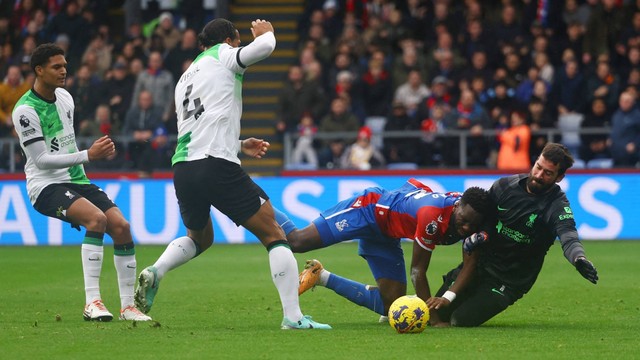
[496,220,531,244]
[559,206,574,220]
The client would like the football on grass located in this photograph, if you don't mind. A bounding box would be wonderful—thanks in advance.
[388,295,429,334]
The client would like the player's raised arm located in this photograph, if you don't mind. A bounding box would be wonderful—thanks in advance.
[238,19,276,67]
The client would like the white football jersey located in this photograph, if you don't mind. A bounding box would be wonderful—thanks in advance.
[12,88,89,204]
[173,42,247,165]
[173,31,275,166]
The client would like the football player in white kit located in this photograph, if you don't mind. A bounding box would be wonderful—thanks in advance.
[135,18,331,330]
[12,43,151,322]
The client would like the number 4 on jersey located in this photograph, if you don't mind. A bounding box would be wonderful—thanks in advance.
[182,84,204,120]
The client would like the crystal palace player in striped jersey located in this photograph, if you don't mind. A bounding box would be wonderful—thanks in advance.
[274,178,491,318]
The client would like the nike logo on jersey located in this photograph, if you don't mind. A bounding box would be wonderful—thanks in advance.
[353,199,362,207]
[437,214,444,223]
[491,285,506,296]
[497,206,508,211]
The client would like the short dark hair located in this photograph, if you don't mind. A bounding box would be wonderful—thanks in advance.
[30,43,65,72]
[198,18,237,48]
[541,142,574,175]
[460,186,490,215]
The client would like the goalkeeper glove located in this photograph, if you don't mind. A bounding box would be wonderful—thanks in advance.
[463,231,488,253]
[574,257,598,284]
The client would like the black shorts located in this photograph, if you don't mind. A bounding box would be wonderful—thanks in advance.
[173,157,269,230]
[434,264,524,327]
[33,183,116,226]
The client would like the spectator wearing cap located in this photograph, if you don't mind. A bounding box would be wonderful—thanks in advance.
[341,126,386,170]
[321,0,343,42]
[149,12,182,52]
[327,52,360,96]
[415,75,453,125]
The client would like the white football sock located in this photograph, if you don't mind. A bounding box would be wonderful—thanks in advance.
[268,245,304,321]
[114,254,136,308]
[81,244,103,304]
[153,236,197,280]
[319,269,331,286]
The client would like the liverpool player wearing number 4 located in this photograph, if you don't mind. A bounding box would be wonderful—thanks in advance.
[12,44,151,322]
[427,143,599,327]
[134,18,330,330]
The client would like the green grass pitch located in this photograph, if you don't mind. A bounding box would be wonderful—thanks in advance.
[1,241,638,359]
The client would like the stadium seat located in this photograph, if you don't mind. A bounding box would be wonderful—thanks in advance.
[387,162,418,170]
[558,113,584,157]
[284,163,318,171]
[364,116,387,150]
[587,158,613,169]
[572,159,586,169]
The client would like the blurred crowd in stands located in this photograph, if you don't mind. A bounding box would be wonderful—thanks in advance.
[0,0,639,174]
[280,0,640,170]
[0,0,216,175]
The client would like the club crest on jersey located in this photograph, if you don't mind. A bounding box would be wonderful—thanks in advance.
[425,221,438,235]
[335,219,349,232]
